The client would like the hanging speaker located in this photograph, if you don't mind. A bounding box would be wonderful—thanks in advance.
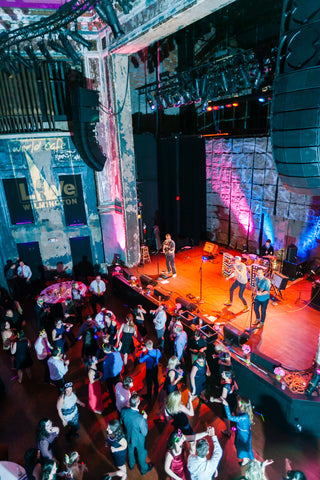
[271,1,320,195]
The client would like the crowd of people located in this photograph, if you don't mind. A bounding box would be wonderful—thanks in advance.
[0,256,307,480]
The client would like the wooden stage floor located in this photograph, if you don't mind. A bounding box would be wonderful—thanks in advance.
[132,244,320,371]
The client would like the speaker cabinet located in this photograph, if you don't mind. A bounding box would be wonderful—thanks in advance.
[203,242,218,256]
[122,268,133,281]
[272,272,289,290]
[140,274,157,287]
[250,351,281,373]
[310,282,320,311]
[153,287,171,301]
[175,296,197,312]
[286,245,297,263]
[283,260,307,280]
[223,324,249,347]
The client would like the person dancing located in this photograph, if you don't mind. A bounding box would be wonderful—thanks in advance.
[225,256,249,313]
[221,396,254,466]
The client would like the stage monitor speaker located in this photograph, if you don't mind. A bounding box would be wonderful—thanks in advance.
[175,296,197,312]
[203,242,218,256]
[153,287,171,301]
[272,272,289,290]
[122,268,133,281]
[223,324,249,347]
[140,274,157,287]
[310,282,320,311]
[286,244,297,263]
[250,351,281,373]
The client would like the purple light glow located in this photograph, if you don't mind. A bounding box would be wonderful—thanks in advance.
[0,0,63,8]
[207,151,254,234]
[69,223,85,227]
[16,221,33,225]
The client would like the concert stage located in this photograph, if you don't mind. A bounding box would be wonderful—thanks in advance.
[113,243,320,437]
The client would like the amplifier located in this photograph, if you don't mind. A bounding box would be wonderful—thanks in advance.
[179,311,199,327]
[153,287,171,301]
[282,260,307,280]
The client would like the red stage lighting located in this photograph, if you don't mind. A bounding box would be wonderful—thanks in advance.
[176,196,180,201]
[225,104,232,108]
[213,106,219,111]
[232,102,239,107]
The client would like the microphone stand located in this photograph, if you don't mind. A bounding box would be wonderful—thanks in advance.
[199,258,205,304]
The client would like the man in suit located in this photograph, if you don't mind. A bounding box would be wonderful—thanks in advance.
[121,393,153,475]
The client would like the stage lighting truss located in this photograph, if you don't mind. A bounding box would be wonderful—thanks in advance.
[0,0,133,72]
[138,48,276,112]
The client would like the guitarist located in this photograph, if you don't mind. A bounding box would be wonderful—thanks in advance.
[162,233,177,278]
[253,268,271,329]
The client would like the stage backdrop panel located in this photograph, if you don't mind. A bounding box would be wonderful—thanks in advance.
[206,136,320,258]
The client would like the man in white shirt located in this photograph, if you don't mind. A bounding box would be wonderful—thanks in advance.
[151,303,167,349]
[225,256,249,313]
[34,329,52,383]
[89,275,106,314]
[47,347,69,390]
[187,426,222,480]
[115,376,133,413]
[17,260,32,291]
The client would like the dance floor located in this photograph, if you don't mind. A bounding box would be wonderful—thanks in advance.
[0,245,319,480]
[132,244,320,371]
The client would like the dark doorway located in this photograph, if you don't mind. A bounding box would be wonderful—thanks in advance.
[17,242,43,281]
[69,236,93,267]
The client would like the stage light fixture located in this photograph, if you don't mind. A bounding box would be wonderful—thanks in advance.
[258,97,266,103]
[58,33,81,64]
[225,103,232,108]
[48,39,68,56]
[95,1,124,39]
[24,45,40,64]
[38,41,55,66]
[232,102,239,107]
[207,100,214,112]
[213,105,219,111]
[146,93,157,111]
[66,30,92,50]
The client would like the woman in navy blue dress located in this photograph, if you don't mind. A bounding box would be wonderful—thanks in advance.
[106,419,128,477]
[222,396,254,466]
[190,352,210,401]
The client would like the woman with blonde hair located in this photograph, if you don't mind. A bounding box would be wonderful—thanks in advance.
[166,391,194,436]
[244,458,274,480]
[65,451,88,480]
[221,396,254,466]
[117,314,137,367]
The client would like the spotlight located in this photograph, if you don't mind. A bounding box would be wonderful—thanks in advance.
[38,41,55,66]
[58,33,81,64]
[232,102,239,107]
[95,0,124,39]
[225,104,232,108]
[66,30,92,50]
[213,105,219,111]
[24,45,40,64]
[207,100,214,112]
[48,39,68,56]
[258,97,266,103]
[146,94,157,111]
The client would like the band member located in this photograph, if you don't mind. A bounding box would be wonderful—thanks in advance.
[225,256,249,312]
[163,234,177,277]
[253,268,271,328]
[261,239,274,257]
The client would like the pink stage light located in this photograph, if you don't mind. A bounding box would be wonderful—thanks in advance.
[207,145,254,234]
[113,212,126,251]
